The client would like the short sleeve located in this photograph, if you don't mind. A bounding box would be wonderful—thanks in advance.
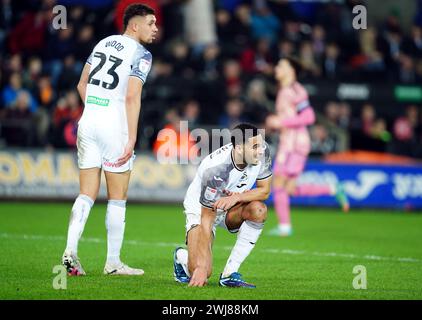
[198,163,229,209]
[130,47,152,84]
[257,143,272,180]
[86,52,93,65]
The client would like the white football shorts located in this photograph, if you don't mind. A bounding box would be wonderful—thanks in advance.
[184,208,240,244]
[76,121,135,173]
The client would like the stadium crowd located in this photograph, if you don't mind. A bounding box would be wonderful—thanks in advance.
[0,0,421,159]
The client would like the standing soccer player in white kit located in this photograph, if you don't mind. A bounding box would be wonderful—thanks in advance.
[61,4,158,276]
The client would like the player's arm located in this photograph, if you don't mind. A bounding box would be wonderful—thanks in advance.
[280,106,315,128]
[117,48,152,167]
[188,206,216,287]
[76,63,91,102]
[117,77,143,167]
[239,176,272,202]
[266,99,316,129]
[213,177,272,211]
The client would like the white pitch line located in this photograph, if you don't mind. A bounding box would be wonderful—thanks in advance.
[0,232,421,264]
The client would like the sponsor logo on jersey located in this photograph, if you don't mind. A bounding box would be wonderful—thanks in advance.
[204,187,217,201]
[87,95,110,106]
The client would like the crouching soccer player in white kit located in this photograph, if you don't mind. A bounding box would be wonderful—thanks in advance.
[173,124,273,288]
[61,4,158,276]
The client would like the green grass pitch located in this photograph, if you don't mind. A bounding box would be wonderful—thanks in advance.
[0,202,421,300]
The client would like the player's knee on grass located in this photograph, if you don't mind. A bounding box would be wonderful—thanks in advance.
[245,201,267,223]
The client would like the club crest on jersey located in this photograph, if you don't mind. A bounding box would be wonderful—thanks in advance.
[204,187,217,201]
[139,58,151,73]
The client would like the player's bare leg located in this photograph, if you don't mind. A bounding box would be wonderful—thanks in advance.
[103,170,144,275]
[219,201,267,288]
[270,173,293,236]
[63,168,101,276]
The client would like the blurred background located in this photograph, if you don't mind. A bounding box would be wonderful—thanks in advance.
[0,0,421,210]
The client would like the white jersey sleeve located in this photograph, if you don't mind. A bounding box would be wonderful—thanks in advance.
[198,159,231,209]
[130,47,152,84]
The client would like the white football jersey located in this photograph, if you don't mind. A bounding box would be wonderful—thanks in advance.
[183,143,272,214]
[79,34,152,133]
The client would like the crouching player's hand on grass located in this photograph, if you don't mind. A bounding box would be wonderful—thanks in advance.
[189,267,208,287]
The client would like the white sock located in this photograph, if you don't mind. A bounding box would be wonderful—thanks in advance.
[222,220,264,277]
[105,200,126,266]
[176,248,190,277]
[65,194,94,255]
[278,223,291,232]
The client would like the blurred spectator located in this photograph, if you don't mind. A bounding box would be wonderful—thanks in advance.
[181,99,201,129]
[57,55,82,94]
[2,72,38,113]
[218,98,248,129]
[2,91,34,146]
[161,0,185,41]
[402,25,422,58]
[299,41,321,78]
[195,43,220,81]
[74,25,96,63]
[337,102,352,130]
[351,103,390,152]
[322,43,342,80]
[215,8,238,56]
[8,8,49,55]
[283,19,302,45]
[250,1,281,46]
[311,25,326,61]
[51,91,82,148]
[315,101,349,152]
[222,59,244,99]
[397,54,419,83]
[22,56,43,93]
[352,27,385,76]
[244,78,272,124]
[356,103,376,137]
[36,74,55,110]
[391,105,422,157]
[240,37,274,75]
[166,40,195,79]
[310,124,337,156]
[277,38,295,60]
[232,4,252,47]
[183,0,217,54]
[3,53,22,80]
[372,118,392,144]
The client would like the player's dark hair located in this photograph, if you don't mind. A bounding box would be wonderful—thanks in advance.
[231,123,261,147]
[123,4,155,30]
[284,56,303,76]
